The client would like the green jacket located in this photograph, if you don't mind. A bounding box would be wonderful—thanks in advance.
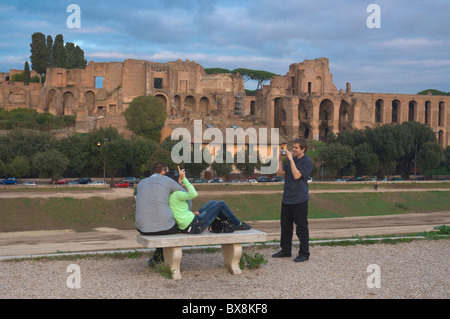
[169,177,198,230]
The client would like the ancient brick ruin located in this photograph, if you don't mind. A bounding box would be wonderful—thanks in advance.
[0,57,448,147]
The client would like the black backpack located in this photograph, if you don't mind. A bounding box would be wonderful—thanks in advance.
[209,218,234,233]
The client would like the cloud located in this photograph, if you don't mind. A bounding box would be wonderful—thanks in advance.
[0,0,449,94]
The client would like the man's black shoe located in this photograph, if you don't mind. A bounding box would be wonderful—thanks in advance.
[272,250,291,258]
[294,255,309,263]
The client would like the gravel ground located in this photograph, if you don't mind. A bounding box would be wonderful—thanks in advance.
[0,240,448,299]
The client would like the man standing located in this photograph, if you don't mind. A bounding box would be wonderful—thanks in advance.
[272,139,313,262]
[135,162,188,265]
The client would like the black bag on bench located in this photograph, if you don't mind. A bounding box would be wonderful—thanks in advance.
[209,218,234,233]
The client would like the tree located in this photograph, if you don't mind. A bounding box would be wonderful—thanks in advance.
[74,45,87,68]
[52,34,66,68]
[396,122,437,178]
[232,68,277,90]
[352,143,378,176]
[211,149,234,180]
[30,32,48,80]
[124,95,167,142]
[126,138,158,177]
[65,42,77,69]
[56,134,89,177]
[8,156,30,180]
[46,35,53,67]
[366,124,412,178]
[182,145,210,178]
[417,142,444,174]
[234,147,262,179]
[204,68,231,74]
[103,137,131,181]
[32,150,69,182]
[23,62,30,86]
[319,143,354,179]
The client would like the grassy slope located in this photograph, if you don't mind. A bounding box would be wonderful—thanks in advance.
[1,186,448,232]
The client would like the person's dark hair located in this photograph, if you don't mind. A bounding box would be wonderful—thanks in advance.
[292,138,308,152]
[152,162,168,174]
[165,170,179,182]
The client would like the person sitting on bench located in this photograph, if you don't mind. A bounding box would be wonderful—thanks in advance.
[165,166,251,234]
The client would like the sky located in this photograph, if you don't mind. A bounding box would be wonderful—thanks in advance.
[1,0,449,94]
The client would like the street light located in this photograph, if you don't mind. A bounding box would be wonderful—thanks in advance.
[97,138,108,183]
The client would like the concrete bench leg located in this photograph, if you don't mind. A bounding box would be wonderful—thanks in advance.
[163,247,182,280]
[222,243,243,275]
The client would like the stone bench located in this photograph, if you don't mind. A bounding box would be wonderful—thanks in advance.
[137,229,267,280]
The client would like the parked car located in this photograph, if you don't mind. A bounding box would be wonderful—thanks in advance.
[121,177,137,185]
[308,177,313,183]
[208,178,223,183]
[392,177,404,181]
[22,181,35,186]
[192,178,206,183]
[89,180,107,185]
[114,181,130,188]
[248,179,257,183]
[74,178,92,184]
[231,180,241,183]
[256,176,271,183]
[54,178,67,184]
[0,177,19,185]
[271,176,285,183]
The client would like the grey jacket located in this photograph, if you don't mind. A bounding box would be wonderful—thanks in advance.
[135,174,190,233]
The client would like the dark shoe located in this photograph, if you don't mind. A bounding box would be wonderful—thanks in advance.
[234,222,252,231]
[294,255,309,263]
[272,250,291,258]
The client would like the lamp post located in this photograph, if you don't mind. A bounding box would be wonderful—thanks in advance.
[97,138,108,183]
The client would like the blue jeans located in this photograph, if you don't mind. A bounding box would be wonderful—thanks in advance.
[190,200,241,234]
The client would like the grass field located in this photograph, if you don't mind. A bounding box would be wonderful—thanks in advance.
[1,183,449,232]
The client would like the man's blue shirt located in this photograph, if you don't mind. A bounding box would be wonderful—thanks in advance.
[282,154,313,205]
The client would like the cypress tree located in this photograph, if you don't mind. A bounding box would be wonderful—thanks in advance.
[24,61,30,85]
[52,34,66,68]
[46,35,53,67]
[65,42,76,69]
[30,32,48,81]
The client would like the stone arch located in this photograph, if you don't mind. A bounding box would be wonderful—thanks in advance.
[184,95,195,116]
[46,89,57,114]
[199,97,210,114]
[319,99,334,141]
[425,101,431,125]
[174,95,181,111]
[62,91,75,116]
[438,101,445,126]
[339,100,353,131]
[250,101,255,115]
[274,98,286,134]
[392,99,400,123]
[85,91,95,116]
[154,93,169,114]
[299,123,312,140]
[438,130,444,147]
[375,99,383,123]
[408,100,417,122]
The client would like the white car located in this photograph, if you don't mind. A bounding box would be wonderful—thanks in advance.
[22,181,36,186]
[248,179,257,183]
[307,177,313,183]
[89,180,107,185]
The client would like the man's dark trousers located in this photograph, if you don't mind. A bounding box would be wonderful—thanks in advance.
[280,201,309,258]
